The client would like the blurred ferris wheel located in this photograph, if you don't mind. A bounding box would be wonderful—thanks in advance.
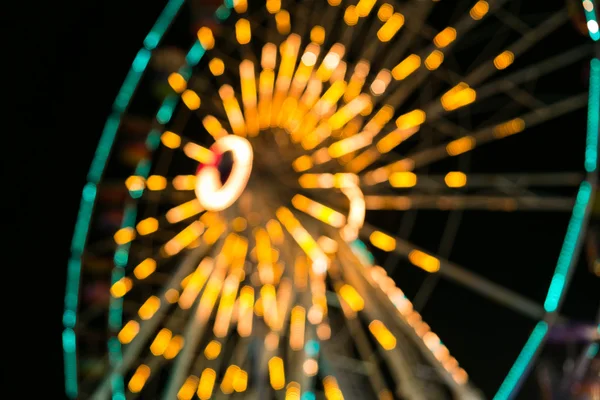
[62,0,600,399]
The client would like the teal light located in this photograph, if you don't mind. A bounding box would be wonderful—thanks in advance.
[585,58,599,172]
[186,41,206,66]
[157,95,179,124]
[143,0,186,49]
[544,181,593,312]
[587,342,599,358]
[305,340,320,357]
[145,129,162,150]
[582,0,599,41]
[216,4,232,20]
[493,322,548,400]
[496,34,598,400]
[301,392,316,400]
[62,0,188,395]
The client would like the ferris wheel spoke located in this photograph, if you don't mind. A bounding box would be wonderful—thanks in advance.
[161,251,230,399]
[89,245,210,400]
[360,222,547,321]
[364,172,585,191]
[343,41,591,175]
[364,194,576,212]
[335,238,477,399]
[363,92,588,185]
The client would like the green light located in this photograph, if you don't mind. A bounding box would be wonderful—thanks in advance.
[493,322,548,400]
[64,0,233,397]
[186,41,205,66]
[157,95,178,124]
[544,182,592,312]
[581,0,599,41]
[216,4,232,20]
[145,129,161,150]
[87,113,121,183]
[143,0,185,49]
[63,310,76,328]
[585,58,599,172]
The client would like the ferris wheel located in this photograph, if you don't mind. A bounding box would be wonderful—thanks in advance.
[62,0,600,399]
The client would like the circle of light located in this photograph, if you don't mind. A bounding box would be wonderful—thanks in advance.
[195,135,253,211]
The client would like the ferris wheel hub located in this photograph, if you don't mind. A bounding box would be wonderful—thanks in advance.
[194,135,253,211]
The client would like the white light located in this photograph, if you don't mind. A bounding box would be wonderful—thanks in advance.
[588,20,599,34]
[195,135,253,211]
[301,52,317,66]
[312,257,328,275]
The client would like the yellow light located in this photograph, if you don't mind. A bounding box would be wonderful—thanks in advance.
[162,220,205,256]
[356,0,376,17]
[292,155,313,172]
[339,284,364,311]
[178,376,199,400]
[136,218,158,235]
[434,27,457,48]
[173,175,196,190]
[234,0,247,13]
[202,115,227,139]
[446,136,476,156]
[389,171,417,188]
[204,340,222,360]
[128,364,151,393]
[168,72,186,93]
[134,258,157,280]
[138,296,160,320]
[165,199,203,223]
[163,335,184,359]
[441,83,476,111]
[470,1,489,20]
[114,227,135,245]
[377,3,394,21]
[236,18,251,44]
[310,26,325,44]
[197,27,214,50]
[150,328,172,356]
[266,0,281,13]
[408,249,440,272]
[146,175,167,191]
[493,118,525,138]
[396,109,426,129]
[275,10,291,34]
[392,54,420,80]
[182,89,201,110]
[183,142,216,164]
[424,50,444,70]
[232,217,247,232]
[369,231,396,252]
[164,289,180,304]
[368,320,396,350]
[111,277,132,298]
[125,175,145,191]
[209,58,225,76]
[268,356,286,390]
[197,368,216,400]
[377,13,404,42]
[444,172,467,188]
[493,50,515,70]
[118,320,139,344]
[233,369,248,392]
[161,131,181,149]
[344,5,359,26]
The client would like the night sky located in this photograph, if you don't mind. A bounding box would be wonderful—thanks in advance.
[14,0,599,398]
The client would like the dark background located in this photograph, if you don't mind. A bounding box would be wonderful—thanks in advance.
[12,0,599,398]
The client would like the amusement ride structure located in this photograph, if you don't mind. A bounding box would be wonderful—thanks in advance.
[62,0,600,399]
